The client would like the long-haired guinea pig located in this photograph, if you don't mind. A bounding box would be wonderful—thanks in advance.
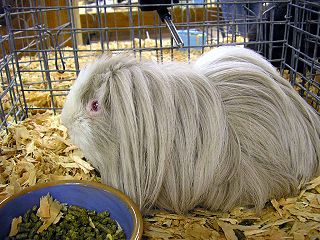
[61,46,320,214]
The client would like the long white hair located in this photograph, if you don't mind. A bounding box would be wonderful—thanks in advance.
[61,46,320,213]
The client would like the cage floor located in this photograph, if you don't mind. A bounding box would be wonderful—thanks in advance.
[1,41,320,239]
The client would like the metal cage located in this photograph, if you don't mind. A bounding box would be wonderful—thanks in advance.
[0,0,319,131]
[283,0,320,111]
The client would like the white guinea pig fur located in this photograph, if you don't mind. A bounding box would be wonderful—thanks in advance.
[61,46,320,214]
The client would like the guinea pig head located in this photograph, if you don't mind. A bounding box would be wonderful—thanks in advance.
[61,53,176,209]
[61,54,127,175]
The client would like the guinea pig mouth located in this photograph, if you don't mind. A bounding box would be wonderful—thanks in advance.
[60,111,80,130]
[64,117,86,143]
[66,128,79,146]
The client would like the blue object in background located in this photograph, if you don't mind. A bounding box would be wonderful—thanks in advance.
[0,183,140,240]
[191,0,205,4]
[217,0,262,37]
[177,29,207,50]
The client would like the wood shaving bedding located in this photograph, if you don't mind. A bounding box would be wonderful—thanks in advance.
[1,38,320,239]
[0,112,100,202]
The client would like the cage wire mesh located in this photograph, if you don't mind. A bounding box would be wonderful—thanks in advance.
[0,33,26,132]
[0,0,319,132]
[283,0,320,111]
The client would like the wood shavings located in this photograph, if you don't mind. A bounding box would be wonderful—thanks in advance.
[305,175,320,191]
[52,211,64,225]
[141,176,320,239]
[271,199,283,217]
[9,216,22,237]
[244,229,268,236]
[294,232,306,240]
[71,150,95,174]
[37,193,51,218]
[0,112,100,202]
[217,221,238,240]
[36,194,63,233]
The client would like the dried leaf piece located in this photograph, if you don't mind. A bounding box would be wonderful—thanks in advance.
[9,216,22,237]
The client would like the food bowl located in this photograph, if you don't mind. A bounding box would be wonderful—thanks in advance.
[0,180,143,240]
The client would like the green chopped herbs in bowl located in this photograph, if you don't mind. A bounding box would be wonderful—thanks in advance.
[8,194,126,240]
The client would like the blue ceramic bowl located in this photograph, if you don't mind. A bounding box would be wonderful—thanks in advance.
[0,180,143,240]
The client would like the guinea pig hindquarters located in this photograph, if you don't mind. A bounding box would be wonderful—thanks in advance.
[61,48,320,214]
[194,46,320,210]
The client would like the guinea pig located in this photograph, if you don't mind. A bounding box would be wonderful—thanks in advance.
[61,46,320,214]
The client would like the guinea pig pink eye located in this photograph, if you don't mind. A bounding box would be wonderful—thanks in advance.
[91,100,99,112]
[86,100,100,115]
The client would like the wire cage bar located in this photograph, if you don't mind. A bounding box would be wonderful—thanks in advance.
[0,34,26,132]
[0,0,319,132]
[283,0,320,111]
